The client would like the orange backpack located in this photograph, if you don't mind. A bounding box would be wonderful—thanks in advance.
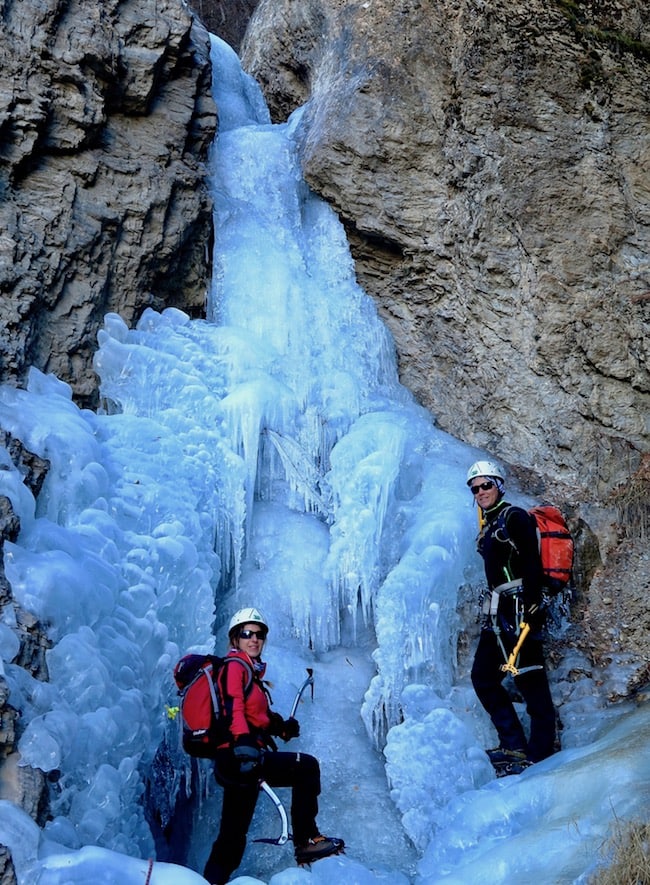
[528,505,574,592]
[499,504,574,594]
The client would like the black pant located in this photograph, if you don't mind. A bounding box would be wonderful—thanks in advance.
[202,749,321,885]
[471,626,557,762]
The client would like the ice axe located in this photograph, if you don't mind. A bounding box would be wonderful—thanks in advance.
[254,780,290,846]
[500,622,530,676]
[253,669,314,848]
[289,667,314,719]
[257,677,344,859]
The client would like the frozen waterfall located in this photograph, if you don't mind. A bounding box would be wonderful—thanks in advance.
[0,33,647,885]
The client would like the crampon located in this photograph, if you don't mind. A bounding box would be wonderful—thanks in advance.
[295,835,345,865]
[487,747,533,778]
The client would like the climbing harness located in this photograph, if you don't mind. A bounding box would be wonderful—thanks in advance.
[482,579,523,663]
[483,580,543,676]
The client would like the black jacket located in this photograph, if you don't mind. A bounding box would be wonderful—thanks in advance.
[478,499,544,614]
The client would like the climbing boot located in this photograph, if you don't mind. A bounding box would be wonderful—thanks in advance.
[487,747,532,777]
[295,834,345,864]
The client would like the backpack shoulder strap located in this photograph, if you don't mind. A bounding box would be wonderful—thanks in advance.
[495,504,541,559]
[494,504,514,544]
[497,504,511,529]
[200,659,221,713]
[213,655,254,698]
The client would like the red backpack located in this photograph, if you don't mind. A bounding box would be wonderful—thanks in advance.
[173,654,253,758]
[498,504,574,594]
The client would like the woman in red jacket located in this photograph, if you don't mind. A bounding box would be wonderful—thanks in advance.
[202,607,344,885]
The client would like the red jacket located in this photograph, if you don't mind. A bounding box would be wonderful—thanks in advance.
[221,649,270,742]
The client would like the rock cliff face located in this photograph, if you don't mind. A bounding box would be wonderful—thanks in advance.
[241,0,650,686]
[186,0,260,52]
[0,436,51,841]
[241,0,650,506]
[0,0,216,407]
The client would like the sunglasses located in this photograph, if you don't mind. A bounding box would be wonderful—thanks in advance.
[239,629,267,640]
[470,481,495,495]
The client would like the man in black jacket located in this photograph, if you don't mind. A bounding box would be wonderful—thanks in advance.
[467,460,557,774]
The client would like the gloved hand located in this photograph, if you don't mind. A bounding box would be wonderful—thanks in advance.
[268,711,300,742]
[233,734,261,774]
[268,711,285,736]
[279,716,300,742]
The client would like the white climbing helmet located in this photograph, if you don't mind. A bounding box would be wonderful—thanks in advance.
[228,607,269,636]
[466,460,505,486]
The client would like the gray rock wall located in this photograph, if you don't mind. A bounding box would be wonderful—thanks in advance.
[0,437,50,836]
[242,0,650,505]
[185,0,260,51]
[0,0,216,407]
